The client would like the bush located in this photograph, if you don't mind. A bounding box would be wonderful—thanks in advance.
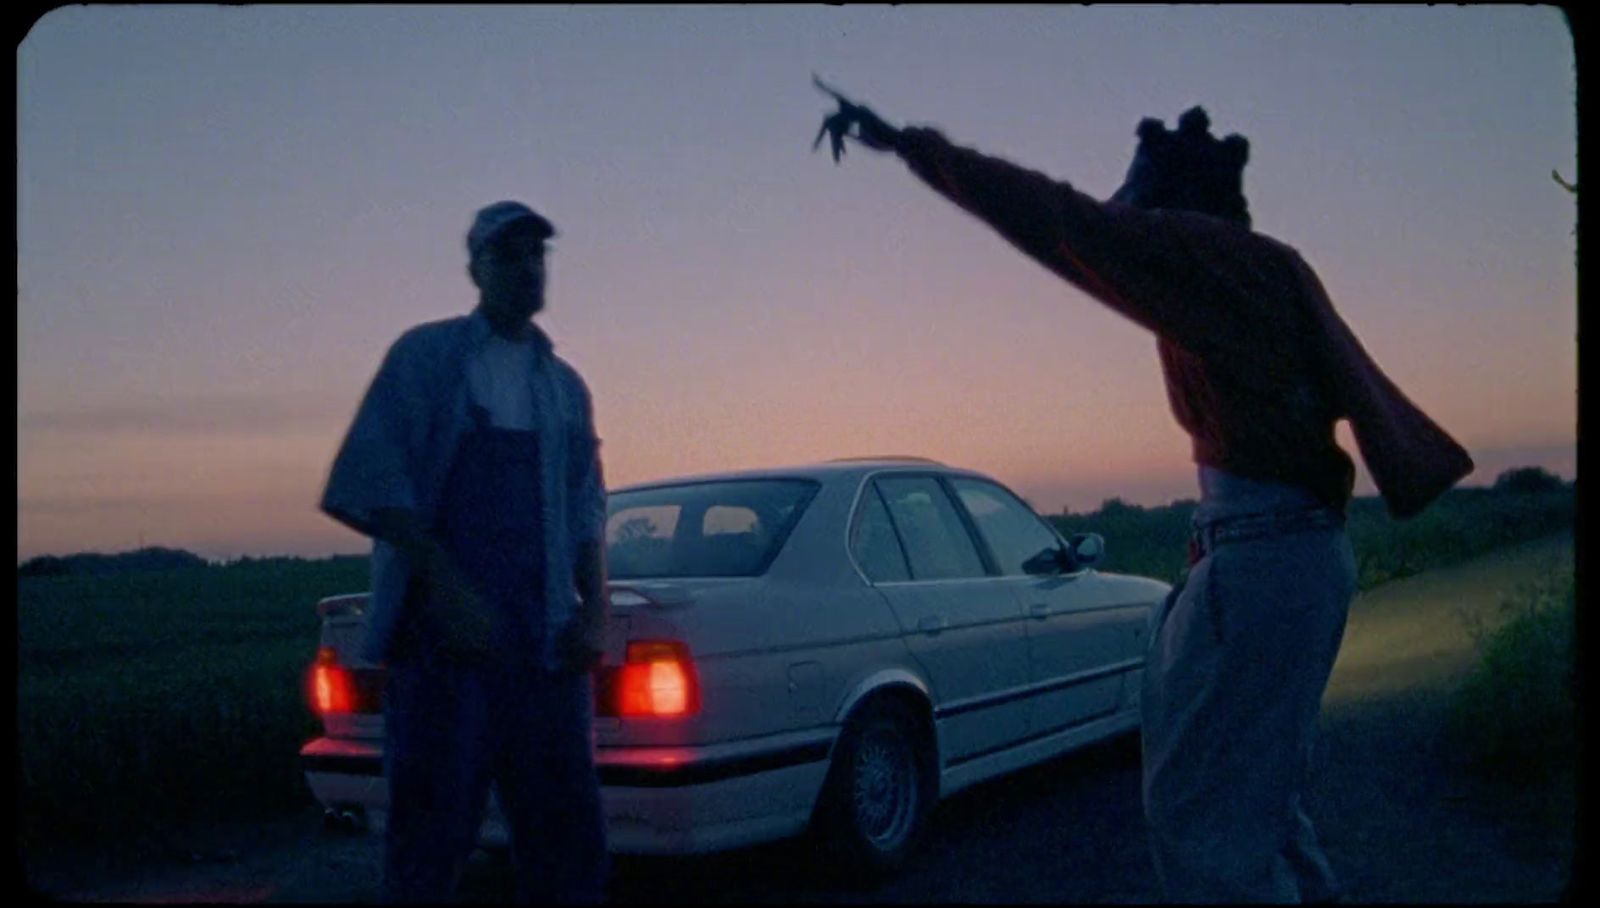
[1492,466,1568,495]
[1344,487,1573,589]
[1449,571,1576,779]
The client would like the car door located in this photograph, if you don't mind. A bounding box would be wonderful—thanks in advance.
[859,474,1031,765]
[946,477,1125,737]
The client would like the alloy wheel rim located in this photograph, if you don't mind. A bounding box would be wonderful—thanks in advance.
[851,726,916,850]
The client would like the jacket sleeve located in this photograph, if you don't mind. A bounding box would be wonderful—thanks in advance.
[894,126,1261,358]
[565,369,608,547]
[320,334,424,537]
[1289,255,1475,518]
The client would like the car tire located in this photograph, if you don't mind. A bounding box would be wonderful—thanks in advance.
[810,698,934,882]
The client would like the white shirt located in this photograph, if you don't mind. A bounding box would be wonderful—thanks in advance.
[467,333,538,430]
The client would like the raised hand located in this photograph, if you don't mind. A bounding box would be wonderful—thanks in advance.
[811,75,902,163]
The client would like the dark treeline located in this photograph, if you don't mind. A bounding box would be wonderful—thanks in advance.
[16,546,208,577]
[16,548,368,578]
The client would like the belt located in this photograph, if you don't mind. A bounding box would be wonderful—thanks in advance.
[1188,506,1344,564]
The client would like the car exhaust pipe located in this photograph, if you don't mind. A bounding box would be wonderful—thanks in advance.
[322,805,367,833]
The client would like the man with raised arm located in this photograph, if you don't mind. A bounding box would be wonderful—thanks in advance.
[813,81,1472,902]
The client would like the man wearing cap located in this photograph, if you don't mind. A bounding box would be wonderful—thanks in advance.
[813,87,1472,902]
[321,201,610,903]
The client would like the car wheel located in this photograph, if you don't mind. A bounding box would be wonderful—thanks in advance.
[812,698,933,881]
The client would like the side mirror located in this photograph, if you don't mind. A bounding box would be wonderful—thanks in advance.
[1065,532,1105,570]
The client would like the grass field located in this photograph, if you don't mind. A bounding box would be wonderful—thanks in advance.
[16,486,1575,850]
[17,557,368,845]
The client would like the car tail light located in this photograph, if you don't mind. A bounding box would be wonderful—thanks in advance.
[307,647,384,716]
[596,641,700,718]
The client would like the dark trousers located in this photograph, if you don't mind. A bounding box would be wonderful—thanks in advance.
[382,656,608,904]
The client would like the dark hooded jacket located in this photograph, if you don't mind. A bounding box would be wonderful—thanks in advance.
[893,127,1472,518]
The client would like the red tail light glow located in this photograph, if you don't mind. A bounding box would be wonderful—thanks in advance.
[602,640,700,718]
[310,647,352,715]
[307,646,384,716]
[313,664,353,714]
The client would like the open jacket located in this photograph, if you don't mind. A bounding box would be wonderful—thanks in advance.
[321,311,606,664]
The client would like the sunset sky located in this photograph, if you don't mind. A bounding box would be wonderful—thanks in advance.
[17,6,1577,562]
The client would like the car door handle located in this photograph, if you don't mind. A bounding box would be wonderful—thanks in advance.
[916,616,947,634]
[1029,603,1052,619]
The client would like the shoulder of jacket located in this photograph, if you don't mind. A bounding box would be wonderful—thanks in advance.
[1163,212,1308,271]
[398,315,472,345]
[1243,230,1308,267]
[548,357,596,415]
[548,354,588,385]
[389,315,474,360]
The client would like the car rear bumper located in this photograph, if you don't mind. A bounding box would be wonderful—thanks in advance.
[300,728,836,855]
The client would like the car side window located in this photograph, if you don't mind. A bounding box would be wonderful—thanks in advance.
[950,478,1063,576]
[703,505,759,535]
[851,484,911,583]
[876,476,988,581]
[607,505,680,577]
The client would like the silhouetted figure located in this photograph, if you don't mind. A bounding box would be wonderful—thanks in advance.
[814,79,1472,903]
[322,201,610,904]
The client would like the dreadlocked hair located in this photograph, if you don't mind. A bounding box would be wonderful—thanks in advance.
[1128,106,1252,227]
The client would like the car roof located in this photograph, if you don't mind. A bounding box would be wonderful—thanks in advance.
[609,458,987,494]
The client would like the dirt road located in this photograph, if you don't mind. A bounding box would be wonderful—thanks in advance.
[24,533,1575,902]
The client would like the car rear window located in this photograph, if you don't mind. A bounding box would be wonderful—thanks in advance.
[605,479,819,578]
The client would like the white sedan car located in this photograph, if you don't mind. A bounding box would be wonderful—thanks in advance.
[301,458,1168,876]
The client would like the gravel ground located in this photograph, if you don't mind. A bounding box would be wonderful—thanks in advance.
[22,534,1576,903]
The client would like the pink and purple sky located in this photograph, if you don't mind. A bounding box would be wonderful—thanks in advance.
[17,6,1576,562]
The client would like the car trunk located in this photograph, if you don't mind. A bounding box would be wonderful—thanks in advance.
[309,579,749,740]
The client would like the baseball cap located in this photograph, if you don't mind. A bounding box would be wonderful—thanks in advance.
[467,201,556,259]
